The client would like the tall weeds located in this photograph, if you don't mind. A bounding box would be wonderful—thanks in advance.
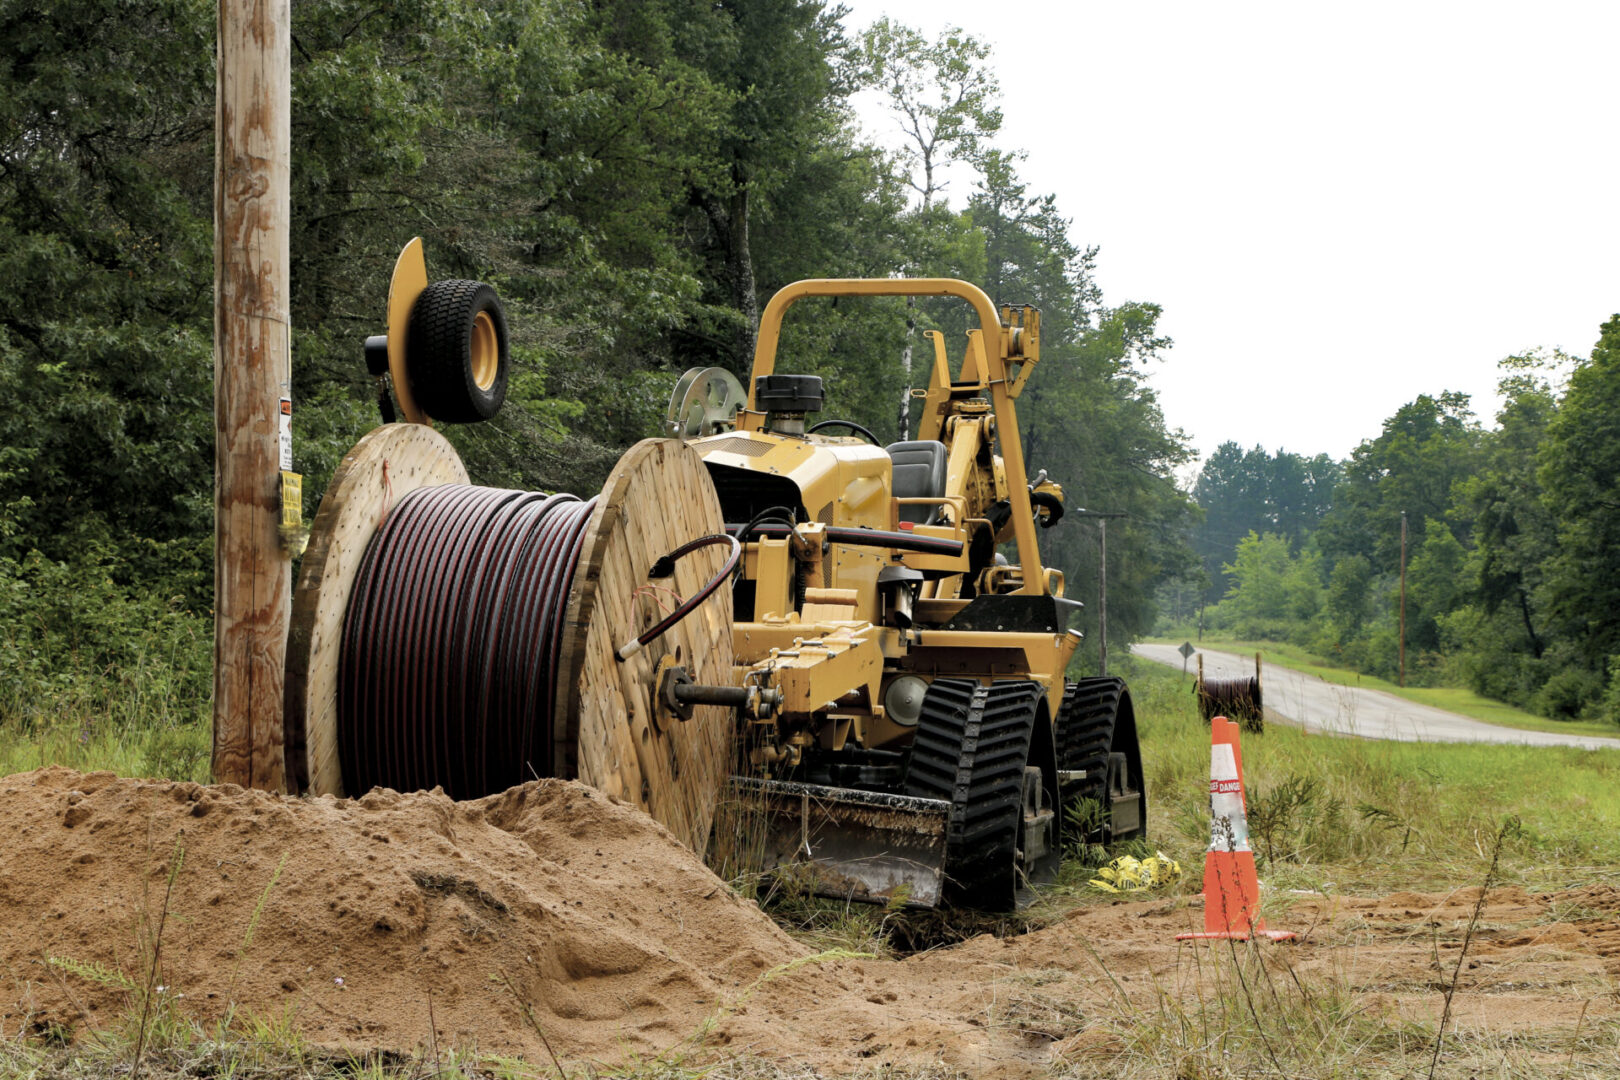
[0,545,211,782]
[1116,657,1619,894]
[131,837,185,1080]
[1426,816,1521,1080]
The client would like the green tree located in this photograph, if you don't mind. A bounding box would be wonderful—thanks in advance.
[1190,444,1340,607]
[855,17,1003,438]
[1539,315,1620,709]
[1405,519,1466,654]
[680,0,850,375]
[0,0,215,592]
[1317,391,1482,570]
[1192,444,1274,607]
[1449,353,1565,685]
[1269,451,1342,548]
[1323,553,1374,647]
[488,0,736,490]
[1212,531,1320,638]
[856,17,1001,210]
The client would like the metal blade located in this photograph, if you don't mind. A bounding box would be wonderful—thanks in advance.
[730,777,951,908]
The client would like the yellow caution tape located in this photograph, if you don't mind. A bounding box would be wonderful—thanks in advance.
[1089,852,1182,893]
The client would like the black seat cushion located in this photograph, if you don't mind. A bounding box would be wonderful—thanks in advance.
[887,440,948,525]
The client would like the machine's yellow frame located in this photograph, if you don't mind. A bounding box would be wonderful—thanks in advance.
[740,278,1048,596]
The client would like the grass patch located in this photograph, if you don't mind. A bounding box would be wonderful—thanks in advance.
[0,546,213,782]
[1146,636,1620,739]
[1105,656,1620,896]
[0,605,212,784]
[0,718,210,785]
[0,1012,972,1079]
[1054,943,1620,1080]
[7,1008,1616,1080]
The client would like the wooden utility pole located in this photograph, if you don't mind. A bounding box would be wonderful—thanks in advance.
[1074,509,1128,676]
[1098,518,1109,676]
[1398,510,1408,689]
[214,0,292,790]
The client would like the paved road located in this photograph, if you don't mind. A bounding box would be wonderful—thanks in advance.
[1131,643,1620,751]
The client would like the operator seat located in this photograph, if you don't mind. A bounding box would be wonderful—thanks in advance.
[887,440,947,525]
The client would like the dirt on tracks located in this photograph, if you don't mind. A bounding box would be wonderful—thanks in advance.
[1,768,1615,1076]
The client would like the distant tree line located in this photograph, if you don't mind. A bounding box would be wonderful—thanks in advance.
[0,0,1193,741]
[1168,326,1620,724]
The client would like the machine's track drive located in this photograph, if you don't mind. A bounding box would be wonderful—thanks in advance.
[906,679,1048,910]
[1056,676,1146,845]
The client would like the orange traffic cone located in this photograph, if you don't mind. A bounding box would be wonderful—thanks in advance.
[1176,716,1295,942]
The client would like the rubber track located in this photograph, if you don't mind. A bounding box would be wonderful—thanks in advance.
[902,679,976,803]
[1055,676,1125,838]
[904,679,1041,910]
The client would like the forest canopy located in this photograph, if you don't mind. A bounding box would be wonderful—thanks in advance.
[1171,330,1620,724]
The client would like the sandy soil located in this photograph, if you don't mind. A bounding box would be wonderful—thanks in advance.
[1,768,1615,1076]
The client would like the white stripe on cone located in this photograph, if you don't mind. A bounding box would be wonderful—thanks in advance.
[1206,742,1251,853]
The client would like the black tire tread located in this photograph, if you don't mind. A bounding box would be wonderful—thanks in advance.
[904,679,1040,910]
[406,279,508,423]
[1055,676,1146,843]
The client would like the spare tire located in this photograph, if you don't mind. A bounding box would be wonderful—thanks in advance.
[406,279,509,423]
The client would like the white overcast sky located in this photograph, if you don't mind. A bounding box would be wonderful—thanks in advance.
[837,1,1620,467]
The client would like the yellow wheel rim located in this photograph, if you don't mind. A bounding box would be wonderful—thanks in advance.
[470,310,499,391]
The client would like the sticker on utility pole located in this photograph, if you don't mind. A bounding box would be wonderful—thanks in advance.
[278,398,293,470]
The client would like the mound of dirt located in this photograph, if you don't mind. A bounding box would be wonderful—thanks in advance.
[3,767,1617,1076]
[0,769,1070,1075]
[0,769,801,1061]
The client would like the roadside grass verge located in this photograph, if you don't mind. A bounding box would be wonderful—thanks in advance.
[0,711,210,784]
[1145,635,1620,740]
[0,551,214,783]
[1101,657,1620,898]
[0,606,212,783]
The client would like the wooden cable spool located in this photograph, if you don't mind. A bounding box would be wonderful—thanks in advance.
[285,423,468,796]
[285,426,736,852]
[1195,651,1265,734]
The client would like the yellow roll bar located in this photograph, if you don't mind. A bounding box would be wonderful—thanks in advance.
[744,278,1047,597]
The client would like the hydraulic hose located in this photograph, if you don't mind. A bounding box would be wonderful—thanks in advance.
[616,532,741,661]
[729,521,964,558]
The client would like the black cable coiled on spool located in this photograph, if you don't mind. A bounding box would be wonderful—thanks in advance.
[339,484,597,799]
[1196,676,1264,733]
